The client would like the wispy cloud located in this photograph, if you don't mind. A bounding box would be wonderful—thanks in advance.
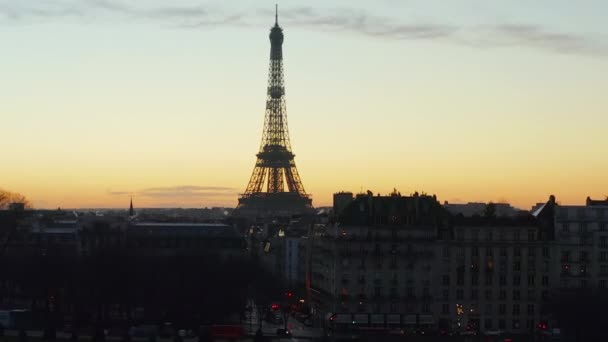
[265,7,455,40]
[493,24,607,56]
[1,1,606,57]
[107,185,238,199]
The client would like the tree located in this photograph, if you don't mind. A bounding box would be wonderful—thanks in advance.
[0,189,31,209]
[483,202,496,219]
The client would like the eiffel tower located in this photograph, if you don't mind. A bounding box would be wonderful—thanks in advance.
[236,7,313,217]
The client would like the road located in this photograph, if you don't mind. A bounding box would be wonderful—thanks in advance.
[243,299,323,340]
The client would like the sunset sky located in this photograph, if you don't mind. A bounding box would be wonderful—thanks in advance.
[1,0,607,209]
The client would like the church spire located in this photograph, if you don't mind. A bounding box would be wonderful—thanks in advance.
[275,4,278,26]
[129,196,134,217]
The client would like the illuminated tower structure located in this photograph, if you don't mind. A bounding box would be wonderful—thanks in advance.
[236,7,313,217]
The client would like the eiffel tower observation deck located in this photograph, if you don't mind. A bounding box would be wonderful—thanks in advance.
[235,7,313,218]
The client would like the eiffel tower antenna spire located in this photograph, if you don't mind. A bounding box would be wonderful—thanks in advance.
[275,4,278,25]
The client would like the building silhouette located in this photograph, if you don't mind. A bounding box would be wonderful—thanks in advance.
[235,7,313,218]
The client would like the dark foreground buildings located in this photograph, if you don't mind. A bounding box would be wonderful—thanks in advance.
[0,209,250,329]
[297,192,608,340]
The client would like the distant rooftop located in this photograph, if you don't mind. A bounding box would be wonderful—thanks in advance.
[132,222,229,228]
[587,196,608,207]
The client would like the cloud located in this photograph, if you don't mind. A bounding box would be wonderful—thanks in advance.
[268,7,455,40]
[107,185,238,198]
[1,1,606,57]
[493,24,608,56]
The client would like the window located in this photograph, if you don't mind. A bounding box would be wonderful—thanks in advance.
[486,247,493,257]
[528,260,536,272]
[499,304,506,315]
[601,252,608,262]
[513,275,521,286]
[442,275,450,286]
[562,223,569,232]
[485,289,492,300]
[485,275,493,286]
[442,246,450,258]
[499,290,507,300]
[600,280,607,289]
[561,251,570,262]
[527,304,534,314]
[513,290,520,300]
[528,247,535,258]
[601,222,607,232]
[499,319,506,330]
[422,303,430,313]
[472,247,479,257]
[457,247,465,258]
[527,320,535,330]
[472,229,479,241]
[542,275,549,286]
[500,247,507,257]
[513,304,520,315]
[485,319,493,330]
[487,230,493,241]
[580,279,587,288]
[512,320,520,329]
[407,287,414,298]
[528,230,535,241]
[423,287,430,298]
[527,289,536,300]
[514,247,521,257]
[456,289,463,300]
[528,275,535,286]
[513,230,520,241]
[499,275,507,286]
[471,289,478,300]
[601,236,608,248]
[442,289,449,300]
[457,272,464,285]
[600,265,608,275]
[390,255,397,268]
[542,247,550,258]
[485,303,492,314]
[471,275,479,286]
[513,261,521,272]
[442,303,450,314]
[456,229,464,241]
[580,251,588,262]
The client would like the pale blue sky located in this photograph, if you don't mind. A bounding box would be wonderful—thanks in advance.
[1,0,607,208]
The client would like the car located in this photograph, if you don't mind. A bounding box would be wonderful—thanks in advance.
[276,328,291,337]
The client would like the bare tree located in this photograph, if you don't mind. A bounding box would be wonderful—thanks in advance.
[0,189,32,209]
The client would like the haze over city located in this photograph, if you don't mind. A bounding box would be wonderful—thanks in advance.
[2,0,608,209]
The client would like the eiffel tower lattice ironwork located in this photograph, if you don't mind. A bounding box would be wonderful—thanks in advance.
[237,6,313,215]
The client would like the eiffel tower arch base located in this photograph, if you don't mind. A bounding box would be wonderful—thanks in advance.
[235,192,314,218]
